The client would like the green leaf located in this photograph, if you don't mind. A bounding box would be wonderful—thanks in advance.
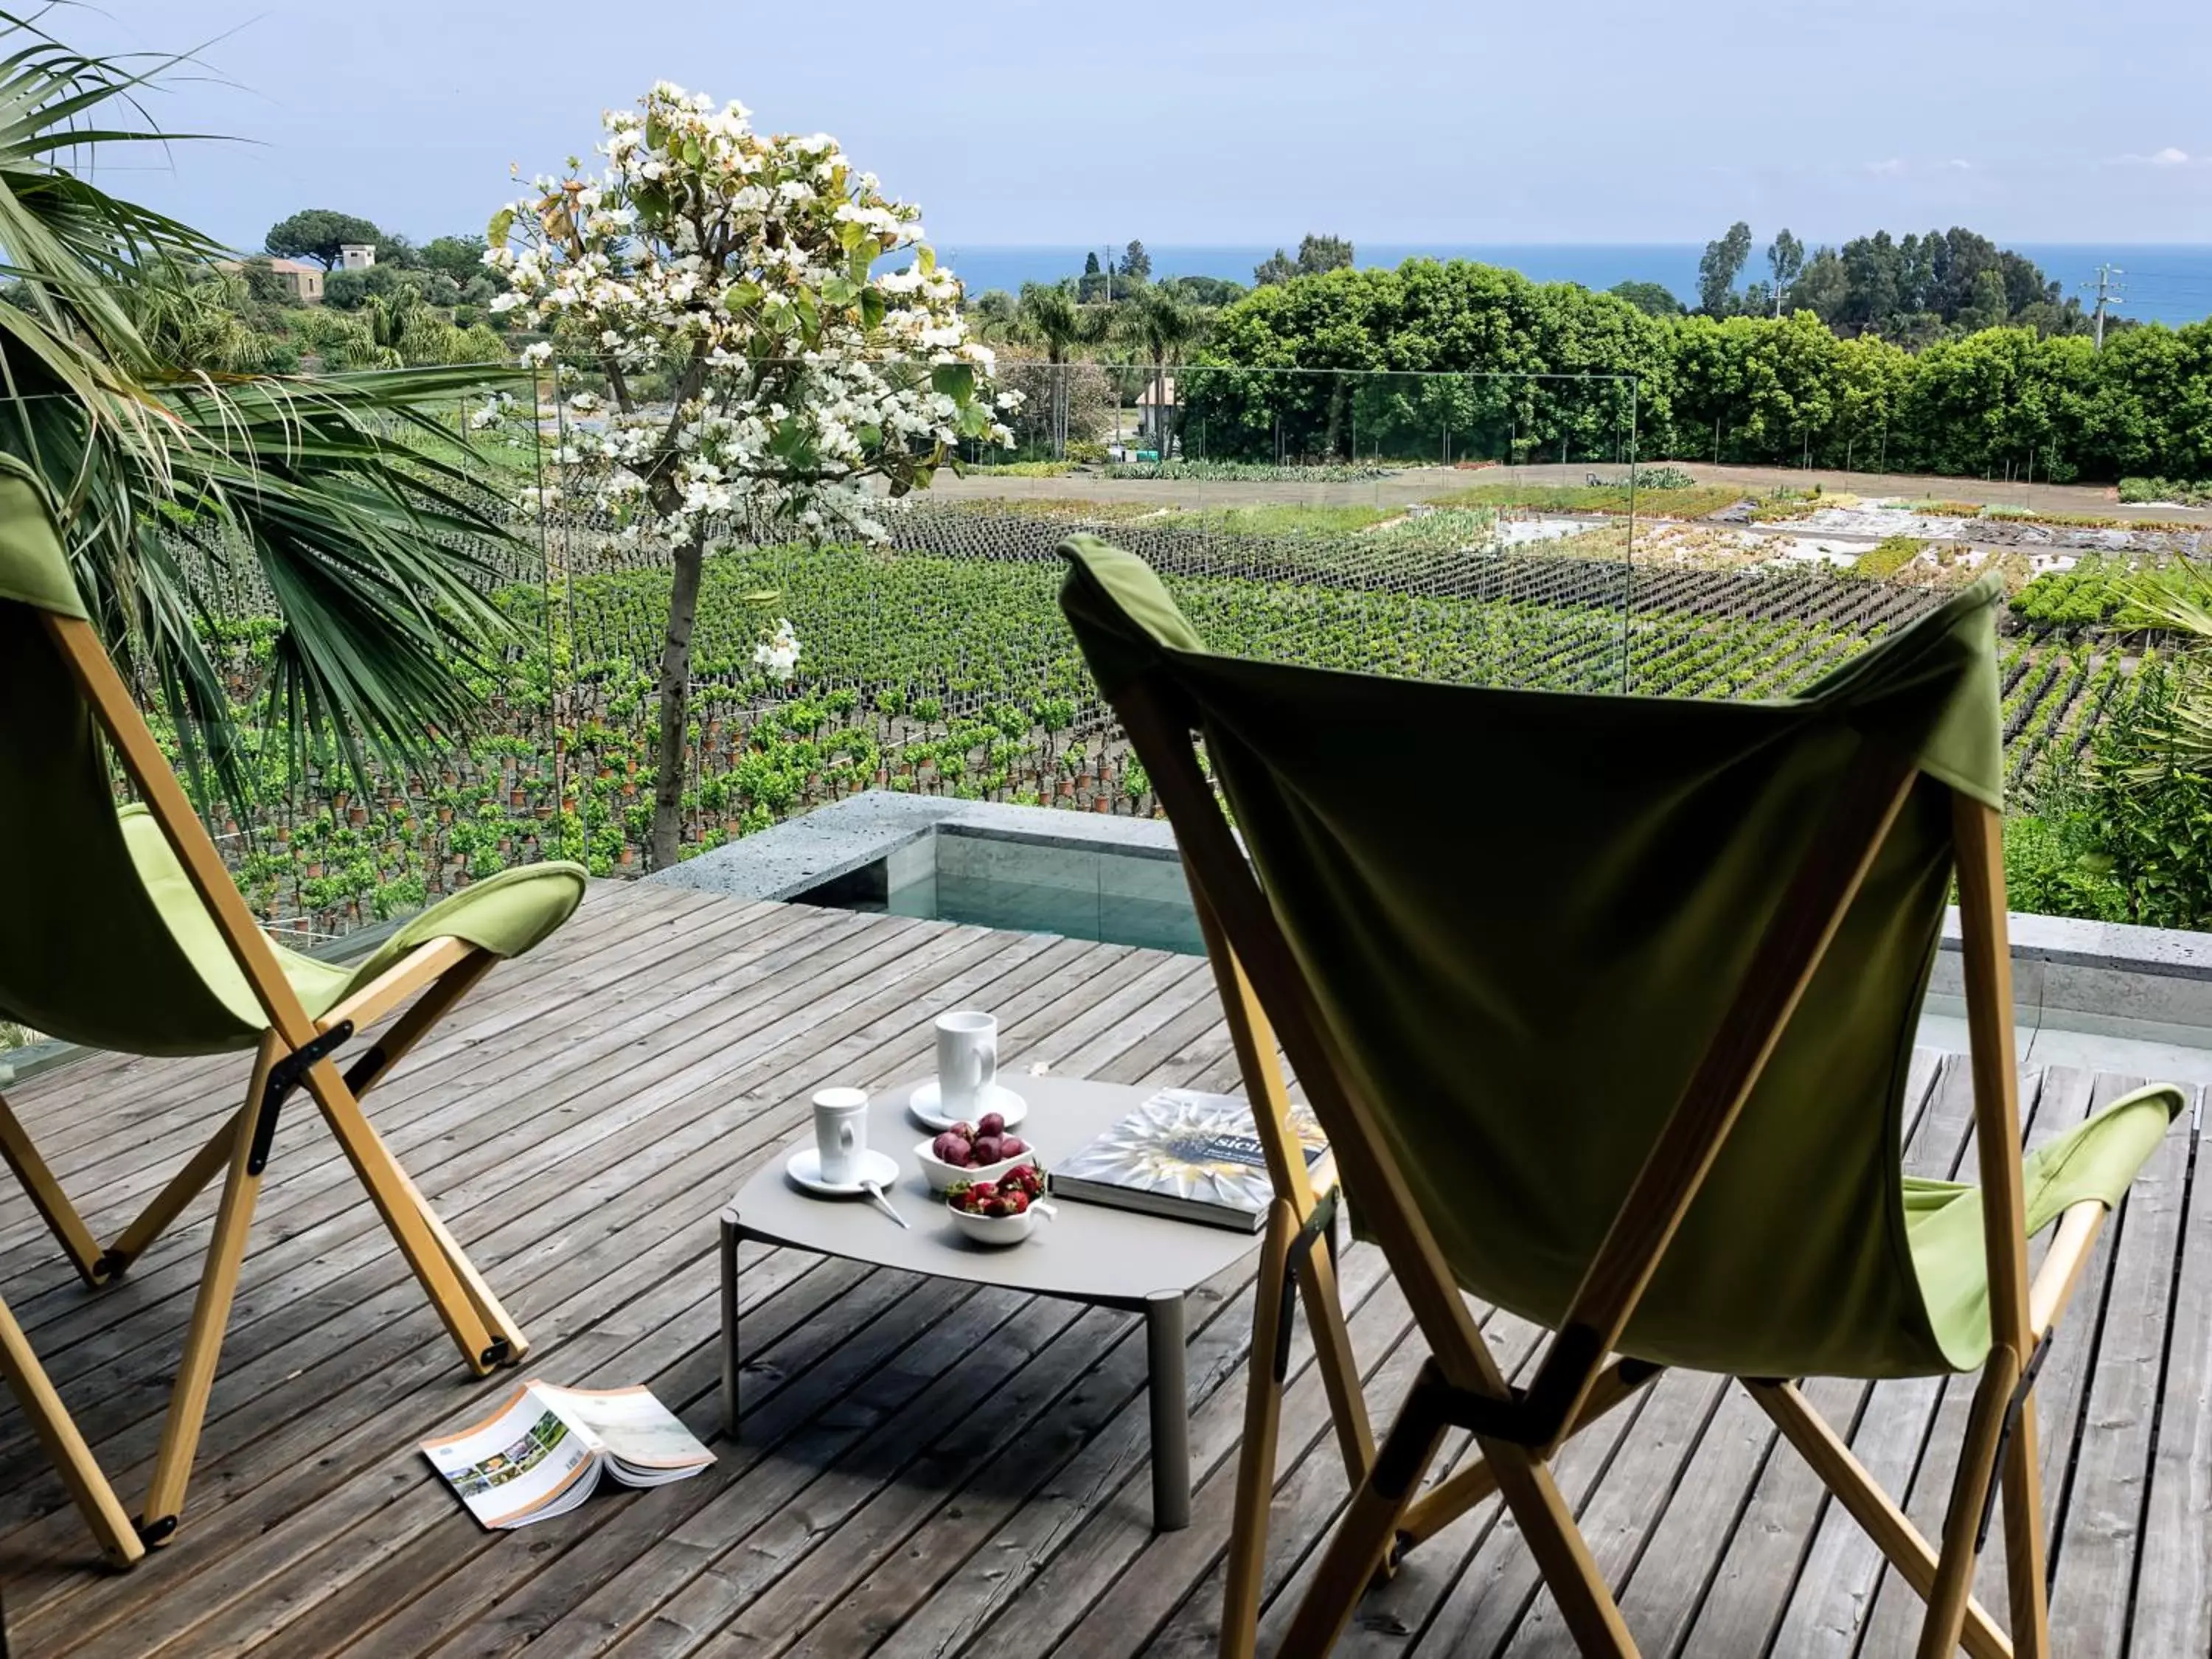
[486,206,515,249]
[860,289,886,330]
[931,361,975,401]
[722,280,763,313]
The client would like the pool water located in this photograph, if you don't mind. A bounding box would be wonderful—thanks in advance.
[796,835,1205,956]
[883,868,1204,955]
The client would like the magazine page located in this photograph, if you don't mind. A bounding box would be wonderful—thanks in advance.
[536,1383,714,1484]
[420,1381,602,1529]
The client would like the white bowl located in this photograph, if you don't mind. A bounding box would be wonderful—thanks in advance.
[946,1201,1039,1246]
[914,1138,1039,1194]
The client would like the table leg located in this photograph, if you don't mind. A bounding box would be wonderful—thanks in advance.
[720,1211,741,1439]
[1147,1289,1191,1531]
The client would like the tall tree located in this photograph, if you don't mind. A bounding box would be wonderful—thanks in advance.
[1119,239,1151,280]
[1697,222,1753,316]
[1767,229,1805,315]
[1015,282,1104,453]
[1253,248,1297,287]
[264,208,385,269]
[488,83,1008,868]
[1608,279,1683,317]
[1083,251,1101,276]
[1296,233,1354,276]
[422,234,487,279]
[1121,290,1204,455]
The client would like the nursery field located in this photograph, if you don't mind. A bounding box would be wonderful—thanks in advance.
[163,503,2154,945]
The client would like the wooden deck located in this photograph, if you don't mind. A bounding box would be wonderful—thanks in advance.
[1,880,2208,1658]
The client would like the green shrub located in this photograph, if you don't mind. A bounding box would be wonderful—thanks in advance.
[2118,476,2212,507]
[1846,535,1927,581]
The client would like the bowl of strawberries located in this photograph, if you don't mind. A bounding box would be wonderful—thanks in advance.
[914,1110,1036,1194]
[945,1163,1051,1246]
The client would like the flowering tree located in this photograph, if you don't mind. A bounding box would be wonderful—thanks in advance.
[484,81,1014,869]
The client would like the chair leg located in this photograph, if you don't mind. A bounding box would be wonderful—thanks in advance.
[2000,1393,2051,1659]
[1222,1200,1298,1659]
[1279,1361,1453,1658]
[141,1039,280,1542]
[298,1060,507,1373]
[1488,1449,1638,1658]
[1916,1349,2021,1659]
[100,1115,238,1279]
[0,1088,106,1287]
[1745,1379,2010,1659]
[0,1290,142,1567]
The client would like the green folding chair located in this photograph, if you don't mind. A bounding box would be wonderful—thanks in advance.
[0,459,586,1555]
[1058,534,2183,1659]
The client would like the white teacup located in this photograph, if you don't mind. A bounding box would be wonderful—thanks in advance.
[935,1010,999,1120]
[812,1087,870,1185]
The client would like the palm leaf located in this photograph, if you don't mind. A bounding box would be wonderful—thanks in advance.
[0,10,529,810]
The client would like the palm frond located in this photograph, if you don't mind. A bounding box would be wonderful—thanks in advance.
[0,10,529,810]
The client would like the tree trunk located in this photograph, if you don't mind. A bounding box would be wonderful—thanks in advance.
[649,535,706,871]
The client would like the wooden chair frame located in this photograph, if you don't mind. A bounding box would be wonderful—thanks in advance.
[0,613,526,1553]
[1114,682,2105,1659]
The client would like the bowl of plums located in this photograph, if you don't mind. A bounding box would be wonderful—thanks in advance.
[914,1110,1035,1194]
[945,1162,1051,1247]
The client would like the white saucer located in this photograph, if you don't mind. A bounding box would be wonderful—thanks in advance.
[907,1080,1029,1134]
[785,1145,901,1197]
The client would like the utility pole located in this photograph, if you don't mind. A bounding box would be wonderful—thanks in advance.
[2084,264,2124,351]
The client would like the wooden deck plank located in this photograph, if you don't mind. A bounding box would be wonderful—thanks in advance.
[0,903,942,1568]
[394,953,1228,1659]
[17,921,1096,1652]
[141,925,1160,1657]
[0,884,2205,1659]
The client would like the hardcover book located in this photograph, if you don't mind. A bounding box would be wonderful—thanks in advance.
[1048,1088,1329,1232]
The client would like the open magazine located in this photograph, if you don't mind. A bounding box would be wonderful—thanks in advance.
[421,1380,714,1530]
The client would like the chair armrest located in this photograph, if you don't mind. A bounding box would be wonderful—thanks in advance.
[2028,1198,2107,1340]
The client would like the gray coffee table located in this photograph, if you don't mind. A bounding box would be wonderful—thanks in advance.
[720,1074,1266,1529]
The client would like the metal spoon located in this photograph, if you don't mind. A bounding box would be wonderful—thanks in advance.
[860,1180,909,1229]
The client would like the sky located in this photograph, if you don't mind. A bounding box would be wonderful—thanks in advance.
[63,0,2212,253]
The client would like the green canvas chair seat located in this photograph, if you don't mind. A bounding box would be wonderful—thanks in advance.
[0,456,584,1558]
[1058,533,2184,1658]
[97,803,584,1057]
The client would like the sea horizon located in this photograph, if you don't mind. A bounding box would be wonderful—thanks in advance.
[931,242,2212,327]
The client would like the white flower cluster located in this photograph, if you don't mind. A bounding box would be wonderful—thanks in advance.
[481,80,1012,563]
[752,616,801,680]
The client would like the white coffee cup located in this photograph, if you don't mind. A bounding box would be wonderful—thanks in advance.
[935,1010,998,1119]
[812,1087,870,1185]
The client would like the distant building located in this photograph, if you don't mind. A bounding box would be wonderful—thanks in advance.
[338,243,378,271]
[216,256,325,304]
[1135,375,1177,441]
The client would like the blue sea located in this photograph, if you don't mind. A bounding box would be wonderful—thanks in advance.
[933,243,2212,328]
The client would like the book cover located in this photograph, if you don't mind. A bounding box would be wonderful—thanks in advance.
[1049,1089,1328,1231]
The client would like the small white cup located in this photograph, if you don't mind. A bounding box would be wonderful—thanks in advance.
[812,1087,870,1185]
[935,1010,999,1119]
